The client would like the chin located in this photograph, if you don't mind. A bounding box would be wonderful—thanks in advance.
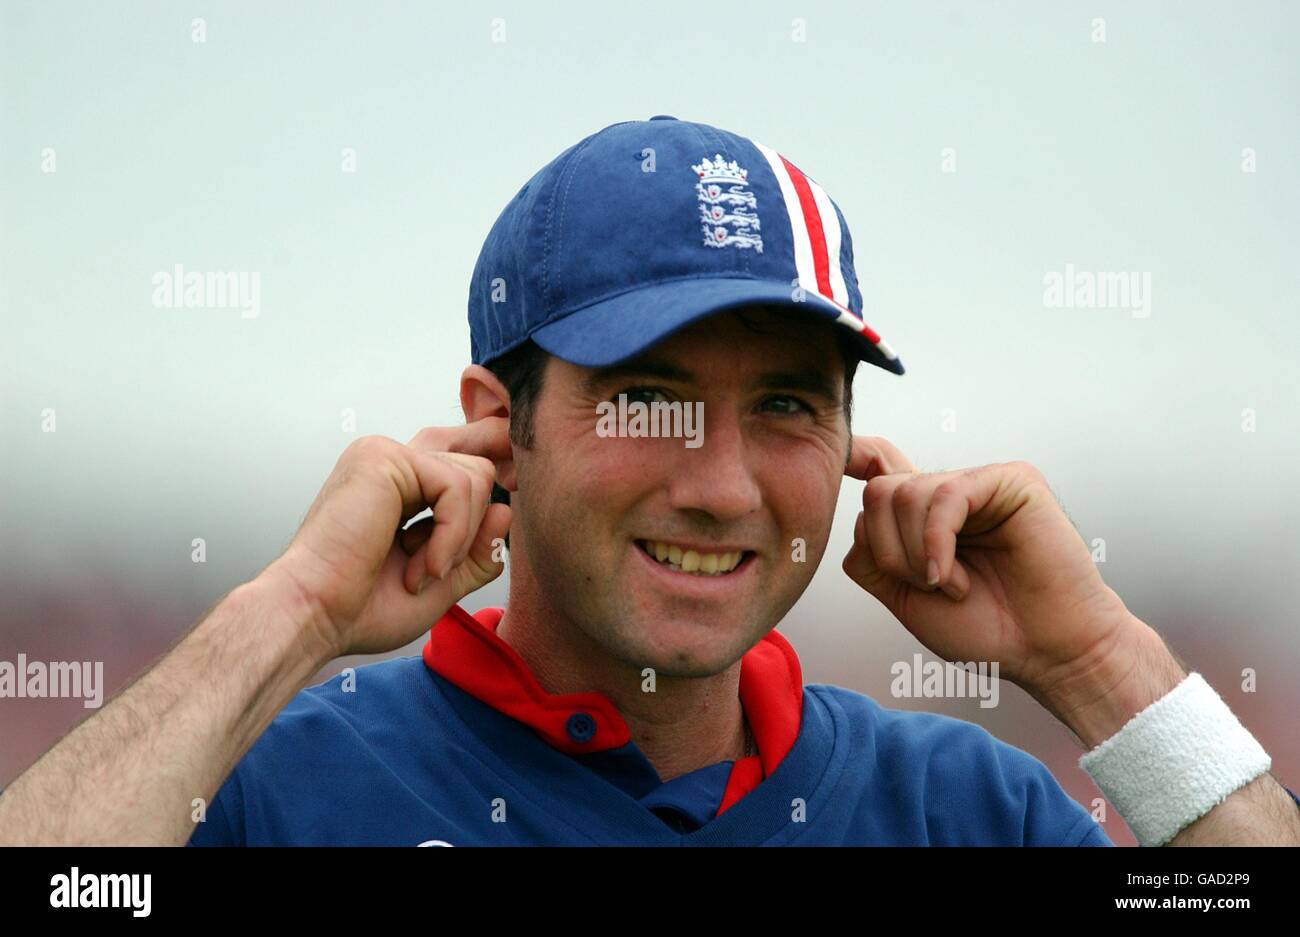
[610,612,754,679]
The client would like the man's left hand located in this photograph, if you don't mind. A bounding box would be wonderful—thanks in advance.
[841,436,1179,741]
[841,436,1300,843]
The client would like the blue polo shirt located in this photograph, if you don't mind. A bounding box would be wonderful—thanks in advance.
[186,604,1125,845]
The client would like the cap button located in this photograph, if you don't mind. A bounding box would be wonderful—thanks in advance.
[648,114,677,121]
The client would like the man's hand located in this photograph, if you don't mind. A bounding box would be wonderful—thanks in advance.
[0,417,516,845]
[839,436,1300,845]
[841,436,1149,712]
[269,418,514,658]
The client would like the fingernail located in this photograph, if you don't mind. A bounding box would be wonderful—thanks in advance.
[926,558,940,586]
[942,581,964,601]
[417,576,431,595]
[439,559,453,580]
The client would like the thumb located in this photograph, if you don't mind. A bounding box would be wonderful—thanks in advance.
[440,501,512,604]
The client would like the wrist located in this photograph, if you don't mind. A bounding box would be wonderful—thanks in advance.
[243,560,343,668]
[1035,614,1187,750]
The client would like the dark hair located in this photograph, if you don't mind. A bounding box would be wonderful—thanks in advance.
[838,332,861,428]
[484,338,550,510]
[485,339,549,452]
[483,322,860,508]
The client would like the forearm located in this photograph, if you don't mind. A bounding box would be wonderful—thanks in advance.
[0,566,336,845]
[1039,613,1300,845]
[1166,773,1300,845]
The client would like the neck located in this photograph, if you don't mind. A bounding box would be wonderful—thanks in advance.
[495,602,749,782]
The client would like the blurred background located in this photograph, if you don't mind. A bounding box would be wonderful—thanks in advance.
[3,1,1297,846]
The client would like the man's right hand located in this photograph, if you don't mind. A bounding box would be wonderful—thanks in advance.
[266,417,514,658]
[0,415,515,845]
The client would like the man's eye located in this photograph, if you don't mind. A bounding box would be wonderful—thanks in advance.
[617,386,671,405]
[762,395,814,415]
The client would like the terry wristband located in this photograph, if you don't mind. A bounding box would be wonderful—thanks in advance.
[1078,672,1271,847]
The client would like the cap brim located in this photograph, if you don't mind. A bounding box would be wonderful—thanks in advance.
[528,277,904,375]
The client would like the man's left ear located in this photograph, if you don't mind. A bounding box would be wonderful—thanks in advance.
[459,364,518,493]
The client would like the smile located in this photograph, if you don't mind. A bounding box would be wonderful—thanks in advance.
[634,539,754,577]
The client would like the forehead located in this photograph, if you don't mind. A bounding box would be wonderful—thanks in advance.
[619,305,845,371]
[550,305,849,401]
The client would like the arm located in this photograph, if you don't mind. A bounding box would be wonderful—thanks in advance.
[0,418,513,846]
[1037,614,1300,846]
[841,437,1300,846]
[0,567,332,845]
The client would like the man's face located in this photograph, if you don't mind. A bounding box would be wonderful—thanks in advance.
[510,306,852,678]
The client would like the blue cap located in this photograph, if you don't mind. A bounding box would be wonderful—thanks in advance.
[468,116,904,375]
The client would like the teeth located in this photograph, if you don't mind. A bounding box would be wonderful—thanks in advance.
[640,540,745,576]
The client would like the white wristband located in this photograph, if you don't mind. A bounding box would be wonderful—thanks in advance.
[1078,672,1271,847]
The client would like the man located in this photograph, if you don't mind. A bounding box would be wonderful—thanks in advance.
[1,117,1297,846]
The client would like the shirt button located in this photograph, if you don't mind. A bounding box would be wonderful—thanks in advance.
[565,712,597,743]
[648,114,677,121]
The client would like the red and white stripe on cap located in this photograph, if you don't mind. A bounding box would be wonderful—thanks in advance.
[752,141,899,367]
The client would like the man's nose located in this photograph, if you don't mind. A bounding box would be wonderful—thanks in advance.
[665,407,762,521]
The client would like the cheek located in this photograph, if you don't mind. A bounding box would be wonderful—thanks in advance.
[526,433,656,520]
[579,440,648,492]
[758,452,842,546]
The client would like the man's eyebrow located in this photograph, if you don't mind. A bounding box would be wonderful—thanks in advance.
[755,368,841,403]
[579,359,696,394]
[580,359,841,403]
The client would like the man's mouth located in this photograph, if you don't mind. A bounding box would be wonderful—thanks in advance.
[634,539,755,577]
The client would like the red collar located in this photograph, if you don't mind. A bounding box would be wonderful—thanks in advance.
[421,605,804,815]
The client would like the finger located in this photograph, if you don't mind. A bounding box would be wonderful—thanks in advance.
[449,460,493,571]
[843,510,876,586]
[444,501,513,602]
[338,436,480,536]
[402,452,475,593]
[893,476,942,588]
[843,510,894,605]
[922,478,979,599]
[394,450,497,532]
[946,556,972,600]
[847,504,970,611]
[407,416,513,463]
[406,454,494,591]
[862,475,931,590]
[845,435,919,481]
[415,500,512,610]
[405,537,434,594]
[423,449,499,477]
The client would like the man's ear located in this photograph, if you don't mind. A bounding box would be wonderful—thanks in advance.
[459,364,518,493]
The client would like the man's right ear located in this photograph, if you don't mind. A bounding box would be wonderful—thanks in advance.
[459,364,517,493]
